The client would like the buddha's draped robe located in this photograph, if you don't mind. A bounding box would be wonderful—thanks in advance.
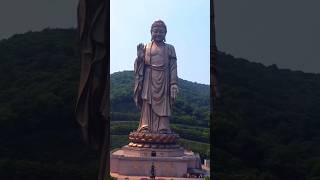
[134,42,178,133]
[76,0,107,149]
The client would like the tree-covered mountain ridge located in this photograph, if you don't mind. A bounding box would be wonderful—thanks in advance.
[214,52,320,180]
[0,28,210,179]
[110,70,210,125]
[0,28,319,180]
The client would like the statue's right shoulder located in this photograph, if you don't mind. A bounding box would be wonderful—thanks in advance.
[145,42,152,48]
[144,42,153,53]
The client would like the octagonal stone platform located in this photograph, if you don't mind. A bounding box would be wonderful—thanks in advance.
[110,145,202,177]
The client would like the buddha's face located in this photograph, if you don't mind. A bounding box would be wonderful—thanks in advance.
[151,26,166,43]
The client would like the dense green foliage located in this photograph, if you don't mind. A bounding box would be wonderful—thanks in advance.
[0,28,320,180]
[110,70,210,127]
[109,71,211,162]
[214,52,320,180]
[0,29,209,179]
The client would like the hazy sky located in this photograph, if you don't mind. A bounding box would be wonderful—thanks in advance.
[0,0,319,82]
[110,0,210,84]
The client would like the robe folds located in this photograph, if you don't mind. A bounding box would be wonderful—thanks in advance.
[75,0,108,149]
[76,1,109,180]
[134,42,178,133]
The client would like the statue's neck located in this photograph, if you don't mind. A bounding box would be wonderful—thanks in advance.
[153,41,165,46]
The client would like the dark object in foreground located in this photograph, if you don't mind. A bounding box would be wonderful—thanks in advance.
[75,0,108,180]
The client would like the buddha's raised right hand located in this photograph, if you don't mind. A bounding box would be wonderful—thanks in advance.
[137,43,145,60]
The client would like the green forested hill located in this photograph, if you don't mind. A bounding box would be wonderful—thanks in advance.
[0,28,320,180]
[110,70,210,160]
[0,29,209,179]
[110,71,210,126]
[214,52,320,180]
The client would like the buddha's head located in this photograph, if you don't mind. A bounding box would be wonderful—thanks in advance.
[151,20,167,42]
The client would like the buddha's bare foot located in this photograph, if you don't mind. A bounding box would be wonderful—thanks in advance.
[138,126,150,133]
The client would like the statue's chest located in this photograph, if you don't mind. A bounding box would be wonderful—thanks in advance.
[150,45,165,56]
[145,44,168,66]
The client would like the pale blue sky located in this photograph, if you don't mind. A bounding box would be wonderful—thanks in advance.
[1,0,319,81]
[111,0,210,84]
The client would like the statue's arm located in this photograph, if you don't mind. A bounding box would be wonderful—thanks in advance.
[170,59,178,85]
[133,43,145,108]
[134,57,144,83]
[169,45,178,85]
[134,43,145,82]
[169,45,178,101]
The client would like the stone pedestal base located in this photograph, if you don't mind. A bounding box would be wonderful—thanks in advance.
[110,145,202,177]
